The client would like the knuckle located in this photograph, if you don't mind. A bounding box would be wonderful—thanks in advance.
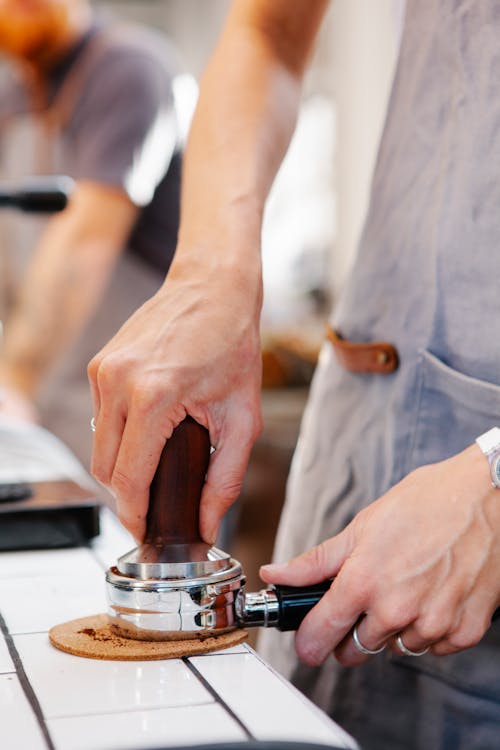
[110,467,144,500]
[350,577,374,609]
[91,461,111,486]
[95,355,126,393]
[87,355,100,382]
[377,610,407,634]
[218,477,244,503]
[236,404,263,445]
[90,454,112,486]
[130,381,161,415]
[416,612,451,642]
[448,620,486,651]
[205,471,243,507]
[336,564,375,609]
[372,600,412,633]
[303,542,331,574]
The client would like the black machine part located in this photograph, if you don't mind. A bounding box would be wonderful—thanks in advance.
[0,481,100,551]
[0,176,74,213]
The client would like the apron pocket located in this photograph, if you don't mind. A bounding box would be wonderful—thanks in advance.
[404,349,500,474]
[396,349,500,700]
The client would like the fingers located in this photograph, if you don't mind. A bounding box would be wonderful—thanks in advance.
[90,349,260,544]
[298,564,388,666]
[258,529,359,666]
[112,424,163,541]
[260,527,353,587]
[199,405,262,544]
[337,591,495,667]
[85,269,264,549]
[430,587,495,656]
[89,393,124,500]
[89,364,182,541]
[259,537,431,667]
[329,584,443,666]
[258,450,500,670]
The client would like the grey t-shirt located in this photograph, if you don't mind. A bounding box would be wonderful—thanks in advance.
[1,22,183,274]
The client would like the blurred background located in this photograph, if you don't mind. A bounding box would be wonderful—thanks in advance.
[0,0,403,625]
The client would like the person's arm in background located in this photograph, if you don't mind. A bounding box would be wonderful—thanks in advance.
[0,182,138,416]
[1,27,179,426]
[88,0,330,543]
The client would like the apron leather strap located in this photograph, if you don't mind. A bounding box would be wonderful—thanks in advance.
[326,326,399,374]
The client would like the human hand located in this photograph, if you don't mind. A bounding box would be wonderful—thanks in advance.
[261,445,500,667]
[0,384,39,423]
[88,258,263,543]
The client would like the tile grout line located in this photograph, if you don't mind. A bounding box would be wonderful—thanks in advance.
[47,698,216,721]
[183,657,254,741]
[0,611,55,750]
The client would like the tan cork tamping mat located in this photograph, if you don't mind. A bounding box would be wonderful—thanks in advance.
[49,614,248,661]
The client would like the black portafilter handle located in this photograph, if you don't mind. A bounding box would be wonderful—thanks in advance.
[274,580,332,631]
[0,176,74,213]
[242,580,333,631]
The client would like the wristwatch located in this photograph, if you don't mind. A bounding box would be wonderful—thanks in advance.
[476,427,500,489]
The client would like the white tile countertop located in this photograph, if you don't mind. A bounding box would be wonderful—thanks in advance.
[0,418,357,750]
[0,508,357,750]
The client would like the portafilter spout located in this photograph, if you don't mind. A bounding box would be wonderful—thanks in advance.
[106,417,331,641]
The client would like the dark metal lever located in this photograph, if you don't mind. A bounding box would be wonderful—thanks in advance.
[0,176,74,213]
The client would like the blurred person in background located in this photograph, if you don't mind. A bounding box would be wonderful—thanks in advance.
[0,0,191,467]
[88,1,500,747]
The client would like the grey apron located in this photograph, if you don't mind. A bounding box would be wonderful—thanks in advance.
[258,2,500,748]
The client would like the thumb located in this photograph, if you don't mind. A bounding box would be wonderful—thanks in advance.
[260,526,354,587]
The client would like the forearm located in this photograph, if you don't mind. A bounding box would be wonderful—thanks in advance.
[1,233,118,396]
[0,185,135,397]
[173,0,329,290]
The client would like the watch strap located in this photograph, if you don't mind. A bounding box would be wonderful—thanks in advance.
[490,453,500,490]
[476,427,500,455]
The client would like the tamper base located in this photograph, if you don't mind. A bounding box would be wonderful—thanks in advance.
[117,543,231,580]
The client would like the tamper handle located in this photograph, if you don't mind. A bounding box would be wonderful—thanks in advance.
[144,416,211,546]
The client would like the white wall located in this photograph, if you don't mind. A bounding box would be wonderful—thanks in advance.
[325,0,404,296]
[92,0,230,75]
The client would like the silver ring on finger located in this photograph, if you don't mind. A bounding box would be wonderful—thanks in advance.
[352,624,386,655]
[90,417,96,433]
[396,634,430,657]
